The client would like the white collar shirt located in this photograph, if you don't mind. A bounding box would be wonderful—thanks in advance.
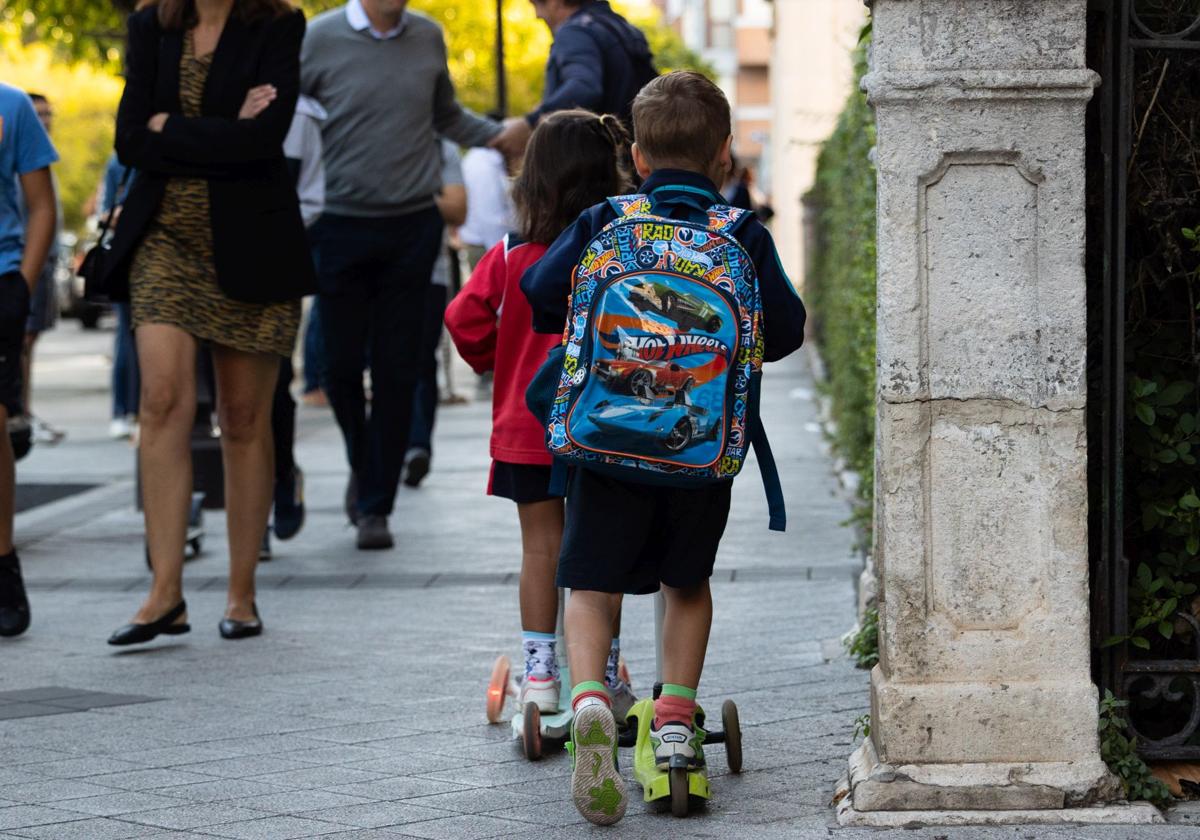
[345,0,406,40]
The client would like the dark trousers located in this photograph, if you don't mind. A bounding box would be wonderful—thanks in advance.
[271,357,295,483]
[112,303,140,418]
[311,209,445,517]
[408,281,449,453]
[302,301,324,394]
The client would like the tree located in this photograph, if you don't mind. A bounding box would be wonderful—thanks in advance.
[4,1,710,113]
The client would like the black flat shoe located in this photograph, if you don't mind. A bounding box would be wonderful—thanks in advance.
[108,600,189,646]
[219,603,262,640]
[0,552,30,638]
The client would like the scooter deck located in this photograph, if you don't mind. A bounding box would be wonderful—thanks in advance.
[627,698,711,803]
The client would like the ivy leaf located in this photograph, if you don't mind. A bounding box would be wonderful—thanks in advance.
[1135,614,1156,630]
[1158,448,1179,464]
[1184,227,1198,241]
[1102,634,1128,648]
[1159,620,1174,639]
[1180,413,1196,434]
[1180,491,1200,510]
[1156,381,1195,407]
[1131,636,1152,650]
[1137,563,1153,588]
[1188,536,1199,556]
[1135,403,1156,425]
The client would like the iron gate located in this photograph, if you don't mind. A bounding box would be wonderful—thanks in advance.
[1089,0,1200,760]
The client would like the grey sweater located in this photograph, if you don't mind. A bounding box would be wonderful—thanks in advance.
[300,9,499,218]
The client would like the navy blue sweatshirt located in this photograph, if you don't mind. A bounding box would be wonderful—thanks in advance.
[526,1,655,129]
[520,169,807,363]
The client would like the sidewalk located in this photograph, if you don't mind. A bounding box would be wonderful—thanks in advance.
[1,325,1187,839]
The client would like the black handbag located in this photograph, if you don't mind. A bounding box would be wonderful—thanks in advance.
[79,168,131,301]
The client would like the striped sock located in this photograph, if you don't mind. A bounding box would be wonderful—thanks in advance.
[571,680,611,711]
[604,638,621,688]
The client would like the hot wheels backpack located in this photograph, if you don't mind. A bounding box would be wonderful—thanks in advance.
[540,193,785,530]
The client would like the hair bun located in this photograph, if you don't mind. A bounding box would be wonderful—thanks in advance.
[597,113,629,149]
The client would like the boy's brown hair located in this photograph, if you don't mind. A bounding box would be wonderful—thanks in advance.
[631,71,731,176]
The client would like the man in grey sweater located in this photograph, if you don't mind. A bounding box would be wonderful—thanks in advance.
[302,0,500,550]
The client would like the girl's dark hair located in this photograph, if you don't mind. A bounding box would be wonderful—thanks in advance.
[154,0,293,30]
[512,110,631,245]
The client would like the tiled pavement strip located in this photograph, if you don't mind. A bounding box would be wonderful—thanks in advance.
[1,329,1190,839]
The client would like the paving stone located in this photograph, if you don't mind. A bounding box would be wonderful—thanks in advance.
[299,802,454,829]
[322,778,466,803]
[0,779,118,803]
[86,769,220,792]
[9,816,164,839]
[393,814,531,840]
[52,792,188,818]
[22,757,146,780]
[203,815,349,839]
[224,792,374,817]
[251,767,389,791]
[176,756,318,780]
[152,780,294,804]
[0,805,90,831]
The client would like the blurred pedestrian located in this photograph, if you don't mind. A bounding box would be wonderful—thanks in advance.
[0,83,58,639]
[490,0,656,161]
[403,139,465,488]
[103,0,315,645]
[721,156,754,211]
[301,0,501,550]
[99,152,140,440]
[458,143,513,271]
[267,93,327,549]
[21,94,65,446]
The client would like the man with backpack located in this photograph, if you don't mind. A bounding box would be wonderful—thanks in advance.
[491,0,656,160]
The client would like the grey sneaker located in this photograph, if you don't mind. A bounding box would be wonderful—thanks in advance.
[356,515,393,550]
[569,703,626,826]
[607,678,638,726]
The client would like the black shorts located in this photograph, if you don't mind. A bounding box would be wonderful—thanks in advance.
[556,468,732,595]
[0,272,29,417]
[490,461,560,504]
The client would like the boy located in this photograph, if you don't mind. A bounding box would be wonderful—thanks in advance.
[521,71,807,825]
[0,83,58,638]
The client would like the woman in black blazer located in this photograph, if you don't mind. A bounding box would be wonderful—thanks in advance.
[106,0,315,646]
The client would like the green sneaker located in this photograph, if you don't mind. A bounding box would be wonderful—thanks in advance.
[569,703,626,825]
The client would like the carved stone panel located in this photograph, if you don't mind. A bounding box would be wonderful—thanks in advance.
[921,153,1044,402]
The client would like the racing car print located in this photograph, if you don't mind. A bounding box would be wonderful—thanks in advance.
[586,394,721,454]
[627,281,723,334]
[592,358,696,399]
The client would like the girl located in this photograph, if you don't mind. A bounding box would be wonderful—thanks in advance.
[446,110,635,718]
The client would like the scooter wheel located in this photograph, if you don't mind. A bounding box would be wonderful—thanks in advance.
[722,699,742,774]
[486,655,510,723]
[669,766,689,817]
[522,701,542,761]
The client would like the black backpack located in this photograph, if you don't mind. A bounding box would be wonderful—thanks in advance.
[580,9,658,129]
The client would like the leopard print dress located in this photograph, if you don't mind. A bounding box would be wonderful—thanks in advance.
[130,30,300,357]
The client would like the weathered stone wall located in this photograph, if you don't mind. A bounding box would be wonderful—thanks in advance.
[837,0,1144,823]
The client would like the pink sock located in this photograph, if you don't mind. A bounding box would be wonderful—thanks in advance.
[654,694,696,728]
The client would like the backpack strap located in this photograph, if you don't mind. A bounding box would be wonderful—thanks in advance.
[607,194,652,217]
[706,204,754,237]
[749,374,786,532]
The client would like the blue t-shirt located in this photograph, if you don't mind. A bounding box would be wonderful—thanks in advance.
[0,83,59,277]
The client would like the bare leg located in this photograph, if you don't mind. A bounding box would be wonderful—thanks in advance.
[212,346,278,622]
[517,498,563,634]
[0,405,13,554]
[660,580,713,690]
[134,324,196,624]
[565,589,622,688]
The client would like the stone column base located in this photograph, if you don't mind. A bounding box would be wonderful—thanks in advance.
[835,741,1162,827]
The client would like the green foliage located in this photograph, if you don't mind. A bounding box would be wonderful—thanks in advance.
[852,713,871,743]
[805,32,877,532]
[0,38,123,232]
[1098,690,1172,806]
[844,605,879,669]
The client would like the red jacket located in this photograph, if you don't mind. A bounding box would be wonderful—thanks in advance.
[445,236,558,467]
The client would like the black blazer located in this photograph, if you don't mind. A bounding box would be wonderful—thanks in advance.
[107,7,316,304]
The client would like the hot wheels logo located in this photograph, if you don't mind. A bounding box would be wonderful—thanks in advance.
[622,333,730,362]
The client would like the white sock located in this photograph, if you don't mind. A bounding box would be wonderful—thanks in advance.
[522,631,558,681]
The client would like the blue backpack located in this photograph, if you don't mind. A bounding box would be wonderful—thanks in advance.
[532,193,785,531]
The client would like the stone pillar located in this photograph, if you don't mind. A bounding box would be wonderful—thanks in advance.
[837,0,1156,826]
